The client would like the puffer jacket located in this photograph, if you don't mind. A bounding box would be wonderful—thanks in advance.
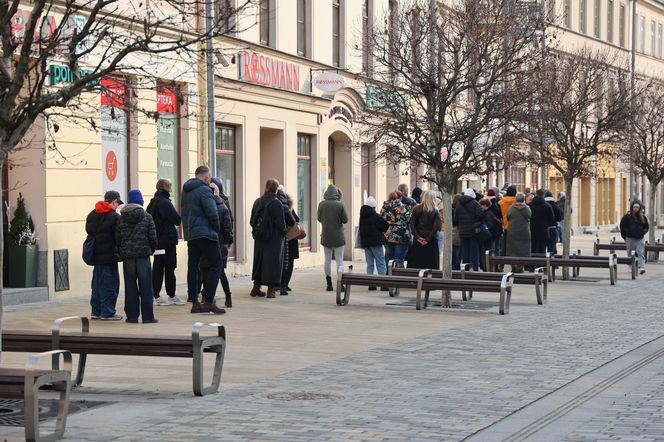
[499,195,516,229]
[359,205,389,247]
[115,204,158,259]
[146,190,181,248]
[317,185,348,247]
[620,205,649,240]
[380,198,412,244]
[85,201,120,265]
[454,195,484,238]
[181,178,219,242]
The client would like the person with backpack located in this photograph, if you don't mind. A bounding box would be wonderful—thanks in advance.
[250,178,287,298]
[317,184,349,291]
[146,179,184,306]
[85,190,123,321]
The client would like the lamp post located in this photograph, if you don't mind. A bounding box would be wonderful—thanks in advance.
[205,0,216,174]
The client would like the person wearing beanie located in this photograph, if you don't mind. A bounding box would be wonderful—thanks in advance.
[411,187,423,204]
[359,196,390,290]
[544,190,563,254]
[116,189,159,323]
[499,185,518,256]
[485,188,503,255]
[454,188,484,270]
[85,190,123,320]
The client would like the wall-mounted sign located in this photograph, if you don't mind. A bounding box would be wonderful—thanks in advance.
[238,50,301,92]
[329,106,353,126]
[48,64,95,86]
[313,73,345,93]
[100,77,126,108]
[157,87,178,113]
[156,86,180,207]
[100,105,127,202]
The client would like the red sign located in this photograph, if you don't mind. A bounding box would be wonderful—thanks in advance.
[101,77,126,108]
[105,151,118,182]
[157,87,178,113]
[238,50,301,92]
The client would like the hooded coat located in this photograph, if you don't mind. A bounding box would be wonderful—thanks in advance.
[146,190,181,248]
[317,185,348,248]
[359,205,389,247]
[85,201,121,265]
[620,203,649,240]
[181,178,219,242]
[506,203,532,257]
[454,195,484,238]
[115,204,158,259]
[529,196,555,242]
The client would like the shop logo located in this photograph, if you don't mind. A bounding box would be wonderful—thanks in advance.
[106,151,118,182]
[313,73,345,93]
[238,50,301,92]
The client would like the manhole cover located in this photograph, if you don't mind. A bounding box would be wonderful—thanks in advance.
[0,399,110,426]
[266,392,342,401]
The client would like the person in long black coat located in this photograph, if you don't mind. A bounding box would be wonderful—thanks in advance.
[454,188,484,270]
[408,191,441,269]
[250,179,286,298]
[276,186,296,296]
[529,189,555,254]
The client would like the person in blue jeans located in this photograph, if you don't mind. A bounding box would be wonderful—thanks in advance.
[115,189,159,323]
[359,196,389,290]
[85,190,123,320]
[380,191,412,269]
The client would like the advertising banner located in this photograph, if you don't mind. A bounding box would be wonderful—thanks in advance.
[100,77,127,202]
[157,87,179,207]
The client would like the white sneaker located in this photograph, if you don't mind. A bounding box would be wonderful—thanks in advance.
[168,296,186,305]
[154,296,169,306]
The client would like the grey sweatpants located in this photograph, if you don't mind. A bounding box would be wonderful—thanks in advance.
[625,237,646,269]
[324,246,345,276]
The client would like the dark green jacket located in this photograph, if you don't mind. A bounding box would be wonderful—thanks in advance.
[115,205,158,259]
[317,185,348,247]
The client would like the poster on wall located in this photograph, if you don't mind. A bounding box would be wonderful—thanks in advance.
[156,87,179,207]
[100,78,128,202]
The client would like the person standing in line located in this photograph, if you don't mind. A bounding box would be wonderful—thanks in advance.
[381,191,412,269]
[506,193,532,272]
[529,189,555,254]
[147,179,184,306]
[435,193,445,265]
[620,201,649,275]
[478,197,499,270]
[451,194,462,270]
[276,185,296,296]
[544,190,563,254]
[359,196,389,290]
[485,188,503,255]
[181,166,225,314]
[557,191,567,241]
[499,186,517,256]
[279,188,300,296]
[411,187,423,204]
[454,188,484,270]
[250,179,287,298]
[408,191,441,269]
[86,190,123,321]
[116,189,159,323]
[398,184,417,207]
[317,184,348,291]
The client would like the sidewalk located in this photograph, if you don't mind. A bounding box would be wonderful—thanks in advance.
[1,231,663,441]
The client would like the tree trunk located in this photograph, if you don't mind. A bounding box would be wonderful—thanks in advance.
[440,189,453,308]
[648,179,657,262]
[561,178,574,280]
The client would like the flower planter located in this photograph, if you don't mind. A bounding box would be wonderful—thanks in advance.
[8,244,39,288]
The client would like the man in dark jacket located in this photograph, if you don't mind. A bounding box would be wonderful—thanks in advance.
[146,179,183,306]
[85,190,123,320]
[544,190,563,254]
[359,196,389,290]
[530,189,555,254]
[453,188,484,270]
[116,189,159,323]
[181,165,225,314]
[398,183,417,207]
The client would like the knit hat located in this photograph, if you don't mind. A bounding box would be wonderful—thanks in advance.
[506,186,517,197]
[463,188,476,199]
[127,189,144,206]
[365,196,377,208]
[486,188,496,198]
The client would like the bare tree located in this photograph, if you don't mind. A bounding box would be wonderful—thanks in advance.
[357,0,545,305]
[515,48,632,275]
[0,0,250,357]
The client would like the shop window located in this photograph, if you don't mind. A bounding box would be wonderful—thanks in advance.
[361,143,374,198]
[217,0,236,34]
[658,23,663,58]
[547,0,555,24]
[332,0,341,66]
[651,20,657,57]
[297,134,312,247]
[607,0,614,43]
[297,0,312,57]
[215,125,236,256]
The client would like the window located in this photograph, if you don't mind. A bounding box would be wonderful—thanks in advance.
[328,138,336,184]
[510,167,526,191]
[564,0,571,28]
[332,0,341,66]
[580,0,587,33]
[658,23,663,58]
[297,0,306,56]
[619,4,626,47]
[652,20,657,56]
[215,126,236,255]
[217,0,236,34]
[593,0,601,38]
[297,134,312,246]
[362,0,373,75]
[640,16,645,52]
[607,0,614,43]
[259,0,270,46]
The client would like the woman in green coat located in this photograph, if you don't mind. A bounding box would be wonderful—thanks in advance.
[506,193,532,271]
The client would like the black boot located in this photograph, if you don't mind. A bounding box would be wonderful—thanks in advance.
[325,276,333,291]
[225,293,232,308]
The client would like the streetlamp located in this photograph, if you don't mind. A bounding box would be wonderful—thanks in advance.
[205,0,216,174]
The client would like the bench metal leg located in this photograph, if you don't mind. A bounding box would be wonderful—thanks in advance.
[535,279,543,305]
[192,323,226,396]
[415,269,431,311]
[335,272,343,305]
[632,261,637,280]
[51,316,89,387]
[499,286,511,315]
[24,350,72,442]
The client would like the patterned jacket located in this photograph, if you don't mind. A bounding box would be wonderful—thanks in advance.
[380,199,412,244]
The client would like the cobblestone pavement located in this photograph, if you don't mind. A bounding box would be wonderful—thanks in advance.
[56,262,664,441]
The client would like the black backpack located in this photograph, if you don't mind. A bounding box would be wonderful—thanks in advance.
[252,199,276,242]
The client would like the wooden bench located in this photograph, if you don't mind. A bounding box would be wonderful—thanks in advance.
[2,317,226,396]
[485,252,554,281]
[569,251,636,279]
[336,270,515,314]
[594,237,664,261]
[0,350,72,442]
[390,265,548,305]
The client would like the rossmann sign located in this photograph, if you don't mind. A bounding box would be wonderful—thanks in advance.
[238,50,301,93]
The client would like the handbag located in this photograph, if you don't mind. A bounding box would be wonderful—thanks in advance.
[287,223,307,241]
[354,226,362,249]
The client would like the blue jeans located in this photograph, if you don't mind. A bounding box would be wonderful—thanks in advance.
[123,257,155,322]
[385,242,409,268]
[91,263,119,318]
[460,237,480,270]
[547,227,559,254]
[436,231,444,256]
[365,246,387,275]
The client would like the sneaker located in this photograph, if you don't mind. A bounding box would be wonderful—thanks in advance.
[90,314,100,320]
[168,296,186,305]
[190,303,202,314]
[639,269,646,275]
[143,318,159,324]
[100,314,123,321]
[125,318,139,323]
[200,302,226,315]
[154,296,169,306]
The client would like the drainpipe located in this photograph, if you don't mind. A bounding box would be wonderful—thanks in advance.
[205,0,217,173]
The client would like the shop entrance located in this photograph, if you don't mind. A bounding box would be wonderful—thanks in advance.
[328,131,353,259]
[259,128,285,189]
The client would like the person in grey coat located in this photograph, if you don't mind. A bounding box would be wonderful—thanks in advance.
[506,193,532,272]
[317,184,348,291]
